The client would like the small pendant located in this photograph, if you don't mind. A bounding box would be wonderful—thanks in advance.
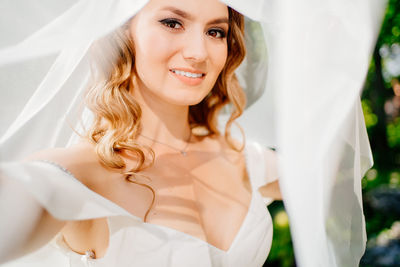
[81,250,96,261]
[181,151,187,156]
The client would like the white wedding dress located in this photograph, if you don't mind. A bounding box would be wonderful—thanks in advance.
[0,0,387,265]
[1,140,277,267]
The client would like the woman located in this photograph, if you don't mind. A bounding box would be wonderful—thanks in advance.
[0,0,385,266]
[0,0,281,266]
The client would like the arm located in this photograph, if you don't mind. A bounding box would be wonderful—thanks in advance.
[259,180,282,200]
[0,172,65,264]
[0,144,90,263]
[258,147,282,200]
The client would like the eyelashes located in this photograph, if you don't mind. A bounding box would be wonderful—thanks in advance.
[207,28,226,39]
[159,18,182,29]
[158,18,227,39]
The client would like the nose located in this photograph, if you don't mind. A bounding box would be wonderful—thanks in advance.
[182,30,208,63]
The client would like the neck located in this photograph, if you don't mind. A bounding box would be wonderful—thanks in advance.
[131,78,191,144]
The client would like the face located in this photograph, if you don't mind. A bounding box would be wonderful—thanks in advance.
[129,0,229,106]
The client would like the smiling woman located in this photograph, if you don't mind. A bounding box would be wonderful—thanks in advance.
[0,0,279,266]
[0,0,384,266]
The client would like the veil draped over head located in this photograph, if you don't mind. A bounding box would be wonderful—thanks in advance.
[0,0,387,266]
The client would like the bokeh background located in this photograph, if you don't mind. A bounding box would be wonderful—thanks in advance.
[264,1,400,266]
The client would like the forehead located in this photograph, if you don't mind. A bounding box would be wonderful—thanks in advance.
[141,0,229,21]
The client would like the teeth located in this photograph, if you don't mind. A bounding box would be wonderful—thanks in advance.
[172,70,203,78]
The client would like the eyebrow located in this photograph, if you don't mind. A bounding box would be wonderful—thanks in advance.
[160,7,229,25]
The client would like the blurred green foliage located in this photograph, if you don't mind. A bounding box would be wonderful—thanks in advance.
[387,118,400,148]
[264,0,400,266]
[362,0,400,257]
[264,201,296,267]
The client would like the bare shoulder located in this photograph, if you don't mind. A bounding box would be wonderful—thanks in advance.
[197,133,243,150]
[25,140,122,186]
[196,133,245,164]
[25,141,118,258]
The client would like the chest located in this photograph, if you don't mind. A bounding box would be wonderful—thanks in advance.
[146,154,252,245]
[66,152,252,254]
[116,152,251,246]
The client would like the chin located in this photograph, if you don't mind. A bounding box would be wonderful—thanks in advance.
[164,92,208,107]
[161,84,212,106]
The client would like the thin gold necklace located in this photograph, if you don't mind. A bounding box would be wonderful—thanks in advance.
[139,131,192,156]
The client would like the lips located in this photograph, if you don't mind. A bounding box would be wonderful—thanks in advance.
[171,69,204,78]
[169,68,206,86]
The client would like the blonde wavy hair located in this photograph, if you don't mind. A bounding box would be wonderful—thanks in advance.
[85,7,246,220]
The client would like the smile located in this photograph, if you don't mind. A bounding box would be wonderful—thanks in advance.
[169,68,206,86]
[170,69,205,78]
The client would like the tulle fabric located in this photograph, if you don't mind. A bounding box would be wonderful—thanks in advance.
[0,0,387,266]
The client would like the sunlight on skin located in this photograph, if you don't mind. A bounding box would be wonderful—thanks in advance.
[259,181,282,200]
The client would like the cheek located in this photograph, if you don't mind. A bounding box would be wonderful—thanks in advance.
[205,45,227,88]
[133,29,176,80]
[210,44,228,74]
[138,34,171,61]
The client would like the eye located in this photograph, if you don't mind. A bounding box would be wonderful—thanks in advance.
[159,19,183,30]
[207,28,226,39]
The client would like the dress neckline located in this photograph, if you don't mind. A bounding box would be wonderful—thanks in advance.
[141,189,257,254]
[40,141,258,256]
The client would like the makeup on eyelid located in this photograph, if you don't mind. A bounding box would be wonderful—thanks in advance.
[158,18,227,39]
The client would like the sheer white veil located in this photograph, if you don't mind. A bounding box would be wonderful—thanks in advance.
[0,0,387,266]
